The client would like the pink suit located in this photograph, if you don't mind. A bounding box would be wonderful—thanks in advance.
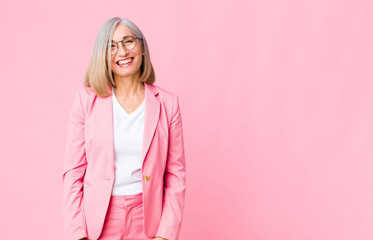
[62,82,186,240]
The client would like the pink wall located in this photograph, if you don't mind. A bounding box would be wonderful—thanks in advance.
[0,0,372,239]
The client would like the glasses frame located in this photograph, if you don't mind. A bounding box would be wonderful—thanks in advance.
[111,36,143,55]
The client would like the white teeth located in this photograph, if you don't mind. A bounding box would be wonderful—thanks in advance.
[118,58,133,65]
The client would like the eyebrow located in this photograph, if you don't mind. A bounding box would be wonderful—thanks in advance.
[112,35,133,42]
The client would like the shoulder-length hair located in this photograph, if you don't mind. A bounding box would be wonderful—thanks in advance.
[84,17,155,97]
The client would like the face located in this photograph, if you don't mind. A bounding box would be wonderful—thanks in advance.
[110,24,143,80]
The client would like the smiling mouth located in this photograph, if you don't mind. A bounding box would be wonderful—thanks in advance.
[117,58,133,66]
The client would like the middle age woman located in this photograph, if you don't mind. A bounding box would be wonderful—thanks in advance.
[62,17,186,240]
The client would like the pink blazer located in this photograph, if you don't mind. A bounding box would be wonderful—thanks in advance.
[62,82,186,240]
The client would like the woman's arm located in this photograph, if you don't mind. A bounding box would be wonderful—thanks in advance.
[62,90,88,240]
[156,94,187,240]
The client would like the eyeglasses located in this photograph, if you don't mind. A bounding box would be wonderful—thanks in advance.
[111,36,143,55]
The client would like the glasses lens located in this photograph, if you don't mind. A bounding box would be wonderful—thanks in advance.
[123,36,136,50]
[111,36,137,55]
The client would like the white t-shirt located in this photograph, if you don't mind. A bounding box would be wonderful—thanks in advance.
[111,88,145,196]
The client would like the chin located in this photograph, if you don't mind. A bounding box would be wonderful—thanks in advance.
[112,70,141,79]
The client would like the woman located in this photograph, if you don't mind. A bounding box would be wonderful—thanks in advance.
[62,17,186,240]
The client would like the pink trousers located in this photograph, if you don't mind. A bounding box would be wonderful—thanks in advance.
[92,192,153,240]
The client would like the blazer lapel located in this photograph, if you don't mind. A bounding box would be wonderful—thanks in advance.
[100,83,160,180]
[142,82,160,167]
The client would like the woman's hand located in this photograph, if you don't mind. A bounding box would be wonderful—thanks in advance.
[153,237,168,240]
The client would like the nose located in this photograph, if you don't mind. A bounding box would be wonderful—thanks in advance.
[116,42,128,56]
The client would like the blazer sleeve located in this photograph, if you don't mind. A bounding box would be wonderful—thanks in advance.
[156,94,187,240]
[62,90,88,240]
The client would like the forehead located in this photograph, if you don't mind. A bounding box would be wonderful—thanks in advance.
[112,24,134,41]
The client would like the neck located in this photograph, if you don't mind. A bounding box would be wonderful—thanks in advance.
[113,75,144,98]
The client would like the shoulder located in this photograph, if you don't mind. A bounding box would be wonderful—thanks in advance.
[71,85,97,114]
[74,85,98,104]
[150,83,179,105]
[149,83,182,120]
[76,85,96,99]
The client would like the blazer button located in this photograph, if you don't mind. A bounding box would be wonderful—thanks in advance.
[144,175,150,181]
